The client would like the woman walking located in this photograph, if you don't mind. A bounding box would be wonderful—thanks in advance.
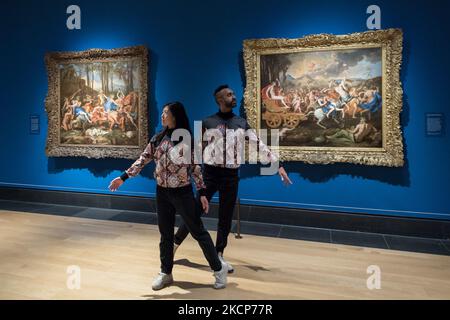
[108,101,227,290]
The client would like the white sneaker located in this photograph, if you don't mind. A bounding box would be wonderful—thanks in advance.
[152,272,173,291]
[213,262,228,289]
[218,253,234,273]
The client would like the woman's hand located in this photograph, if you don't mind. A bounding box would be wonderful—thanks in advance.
[108,177,124,192]
[200,196,209,214]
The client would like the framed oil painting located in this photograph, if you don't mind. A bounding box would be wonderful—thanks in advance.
[45,45,148,159]
[243,29,404,166]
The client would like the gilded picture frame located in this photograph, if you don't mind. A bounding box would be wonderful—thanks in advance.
[243,29,404,167]
[45,45,149,159]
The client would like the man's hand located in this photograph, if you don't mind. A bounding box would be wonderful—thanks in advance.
[278,167,293,186]
[109,177,124,192]
[200,196,209,214]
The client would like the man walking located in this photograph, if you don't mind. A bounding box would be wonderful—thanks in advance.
[174,85,292,273]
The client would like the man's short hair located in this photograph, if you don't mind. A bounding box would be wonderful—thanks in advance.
[213,84,229,97]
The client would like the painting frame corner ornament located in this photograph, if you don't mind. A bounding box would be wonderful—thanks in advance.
[243,28,404,167]
[45,45,149,160]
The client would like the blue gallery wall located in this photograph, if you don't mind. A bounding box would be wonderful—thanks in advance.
[1,0,449,220]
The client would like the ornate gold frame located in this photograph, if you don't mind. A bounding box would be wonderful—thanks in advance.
[45,45,149,159]
[243,29,404,167]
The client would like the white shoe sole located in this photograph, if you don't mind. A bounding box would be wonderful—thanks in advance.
[214,283,226,289]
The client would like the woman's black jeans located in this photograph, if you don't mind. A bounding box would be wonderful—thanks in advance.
[156,185,222,274]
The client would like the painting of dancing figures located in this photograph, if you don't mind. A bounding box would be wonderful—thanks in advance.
[260,47,383,148]
[59,60,140,146]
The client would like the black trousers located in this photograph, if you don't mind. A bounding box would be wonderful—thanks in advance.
[174,165,239,254]
[156,185,222,274]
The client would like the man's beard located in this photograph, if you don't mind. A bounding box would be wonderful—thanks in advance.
[226,100,237,108]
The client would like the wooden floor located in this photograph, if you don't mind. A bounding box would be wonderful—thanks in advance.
[1,210,450,300]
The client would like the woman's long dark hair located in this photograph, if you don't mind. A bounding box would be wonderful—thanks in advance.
[153,101,193,146]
